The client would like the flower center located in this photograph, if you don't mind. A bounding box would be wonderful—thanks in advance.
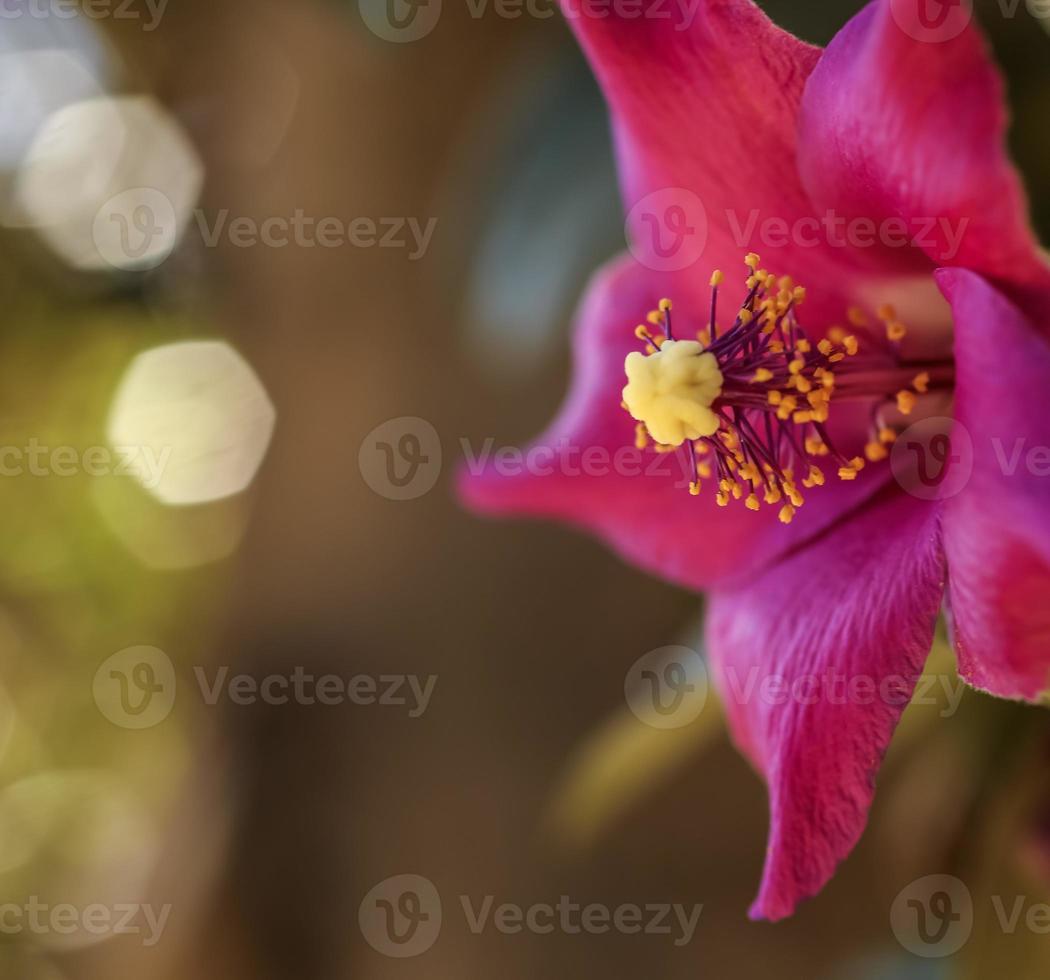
[621,253,953,524]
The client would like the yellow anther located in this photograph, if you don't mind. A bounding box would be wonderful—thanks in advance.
[647,310,663,326]
[745,493,760,511]
[745,252,761,269]
[716,491,729,507]
[878,427,897,445]
[796,338,811,354]
[753,368,774,383]
[689,481,701,496]
[739,462,761,482]
[794,376,812,394]
[877,304,897,322]
[635,423,649,449]
[897,390,916,415]
[837,456,865,480]
[843,335,859,356]
[768,390,782,406]
[697,462,712,479]
[817,339,833,356]
[768,340,785,354]
[778,504,796,525]
[788,358,805,375]
[739,309,753,326]
[802,465,825,488]
[805,436,827,457]
[764,484,782,505]
[886,321,907,342]
[865,440,888,462]
[635,325,651,341]
[828,326,847,344]
[710,270,724,287]
[913,371,930,394]
[792,286,807,305]
[792,410,813,425]
[847,308,869,328]
[746,275,759,290]
[697,328,711,346]
[730,482,743,500]
[659,298,672,312]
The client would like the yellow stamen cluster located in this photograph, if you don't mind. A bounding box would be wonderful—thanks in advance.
[619,255,935,526]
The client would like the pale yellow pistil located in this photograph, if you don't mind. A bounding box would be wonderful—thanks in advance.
[622,340,723,447]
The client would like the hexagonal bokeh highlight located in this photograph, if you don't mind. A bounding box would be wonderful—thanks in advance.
[106,341,276,506]
[14,94,203,271]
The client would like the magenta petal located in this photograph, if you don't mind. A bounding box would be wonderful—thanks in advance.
[458,254,891,592]
[707,491,945,920]
[798,0,1048,289]
[937,268,1050,701]
[562,0,871,320]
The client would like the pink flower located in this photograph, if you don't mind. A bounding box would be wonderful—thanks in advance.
[459,0,1050,920]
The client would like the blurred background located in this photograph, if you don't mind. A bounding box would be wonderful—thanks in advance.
[0,0,1047,977]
